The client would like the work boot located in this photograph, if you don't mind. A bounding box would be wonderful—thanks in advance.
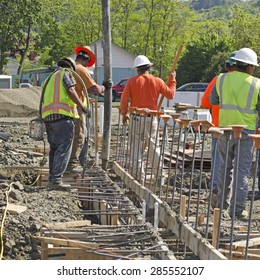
[222,209,231,220]
[66,165,83,174]
[209,193,218,209]
[48,181,71,191]
[235,210,249,219]
[254,191,260,200]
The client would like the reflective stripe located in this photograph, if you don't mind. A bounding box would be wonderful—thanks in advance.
[42,69,78,119]
[246,77,258,109]
[42,103,78,114]
[219,74,258,113]
[220,104,257,114]
[53,71,61,113]
[218,73,227,104]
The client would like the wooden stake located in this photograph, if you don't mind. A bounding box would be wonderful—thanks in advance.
[180,195,186,219]
[157,44,184,110]
[212,208,220,248]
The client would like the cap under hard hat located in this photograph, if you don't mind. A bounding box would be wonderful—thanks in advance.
[225,51,238,65]
[132,55,153,69]
[57,57,76,71]
[232,47,259,67]
[74,45,96,67]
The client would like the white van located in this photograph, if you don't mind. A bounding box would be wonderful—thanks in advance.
[19,83,33,88]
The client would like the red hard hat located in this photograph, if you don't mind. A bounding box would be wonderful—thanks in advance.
[74,45,96,67]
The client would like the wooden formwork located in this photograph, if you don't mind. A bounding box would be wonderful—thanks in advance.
[3,164,141,226]
[65,166,142,226]
[36,222,176,260]
[113,161,226,260]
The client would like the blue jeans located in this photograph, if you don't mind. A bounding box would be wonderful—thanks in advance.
[45,118,75,183]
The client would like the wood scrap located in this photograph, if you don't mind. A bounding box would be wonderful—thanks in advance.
[2,203,27,214]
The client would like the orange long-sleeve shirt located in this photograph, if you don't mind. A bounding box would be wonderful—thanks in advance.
[201,76,219,126]
[120,73,176,116]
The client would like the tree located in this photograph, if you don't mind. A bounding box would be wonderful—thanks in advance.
[0,1,24,74]
[177,33,233,85]
[0,0,42,75]
[110,0,139,49]
[16,0,42,74]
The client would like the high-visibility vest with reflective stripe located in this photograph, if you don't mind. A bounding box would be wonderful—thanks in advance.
[41,69,79,119]
[216,71,260,130]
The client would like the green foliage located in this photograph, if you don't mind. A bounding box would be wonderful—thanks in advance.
[192,0,245,10]
[2,0,260,83]
[177,33,233,85]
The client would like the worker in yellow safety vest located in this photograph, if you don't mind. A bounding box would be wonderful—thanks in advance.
[210,47,260,219]
[41,57,87,190]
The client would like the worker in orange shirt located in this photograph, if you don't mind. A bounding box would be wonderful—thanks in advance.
[66,46,112,173]
[201,51,237,191]
[120,55,176,184]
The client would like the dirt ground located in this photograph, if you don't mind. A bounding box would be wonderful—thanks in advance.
[0,87,260,260]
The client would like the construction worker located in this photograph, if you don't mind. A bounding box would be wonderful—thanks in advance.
[201,51,237,191]
[41,57,87,190]
[66,45,112,173]
[210,47,260,219]
[120,55,176,184]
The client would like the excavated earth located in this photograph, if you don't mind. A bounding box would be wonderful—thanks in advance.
[0,87,260,260]
[0,87,124,260]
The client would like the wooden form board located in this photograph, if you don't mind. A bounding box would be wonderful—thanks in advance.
[113,161,226,260]
[37,223,176,260]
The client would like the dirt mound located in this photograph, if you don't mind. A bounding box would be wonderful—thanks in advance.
[0,87,41,117]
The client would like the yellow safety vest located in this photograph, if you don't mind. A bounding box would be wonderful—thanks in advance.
[216,71,260,130]
[41,69,79,119]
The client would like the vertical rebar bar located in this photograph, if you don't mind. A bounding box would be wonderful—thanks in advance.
[229,125,246,259]
[216,128,232,249]
[139,110,148,183]
[148,112,163,190]
[178,119,191,214]
[187,120,201,222]
[144,111,155,185]
[205,127,223,239]
[115,107,121,161]
[165,114,181,199]
[194,121,213,230]
[170,121,182,209]
[158,115,171,196]
[245,134,260,259]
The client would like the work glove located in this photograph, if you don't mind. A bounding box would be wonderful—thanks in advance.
[81,107,91,117]
[102,79,113,90]
[168,71,176,80]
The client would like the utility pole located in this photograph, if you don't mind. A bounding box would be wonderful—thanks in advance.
[101,0,112,170]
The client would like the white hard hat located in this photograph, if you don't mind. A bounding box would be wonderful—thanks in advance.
[132,55,153,69]
[232,48,259,67]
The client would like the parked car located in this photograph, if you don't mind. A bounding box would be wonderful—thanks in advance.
[161,82,209,108]
[112,78,129,101]
[176,82,208,92]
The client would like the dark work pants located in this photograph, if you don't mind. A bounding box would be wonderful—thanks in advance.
[46,118,75,183]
